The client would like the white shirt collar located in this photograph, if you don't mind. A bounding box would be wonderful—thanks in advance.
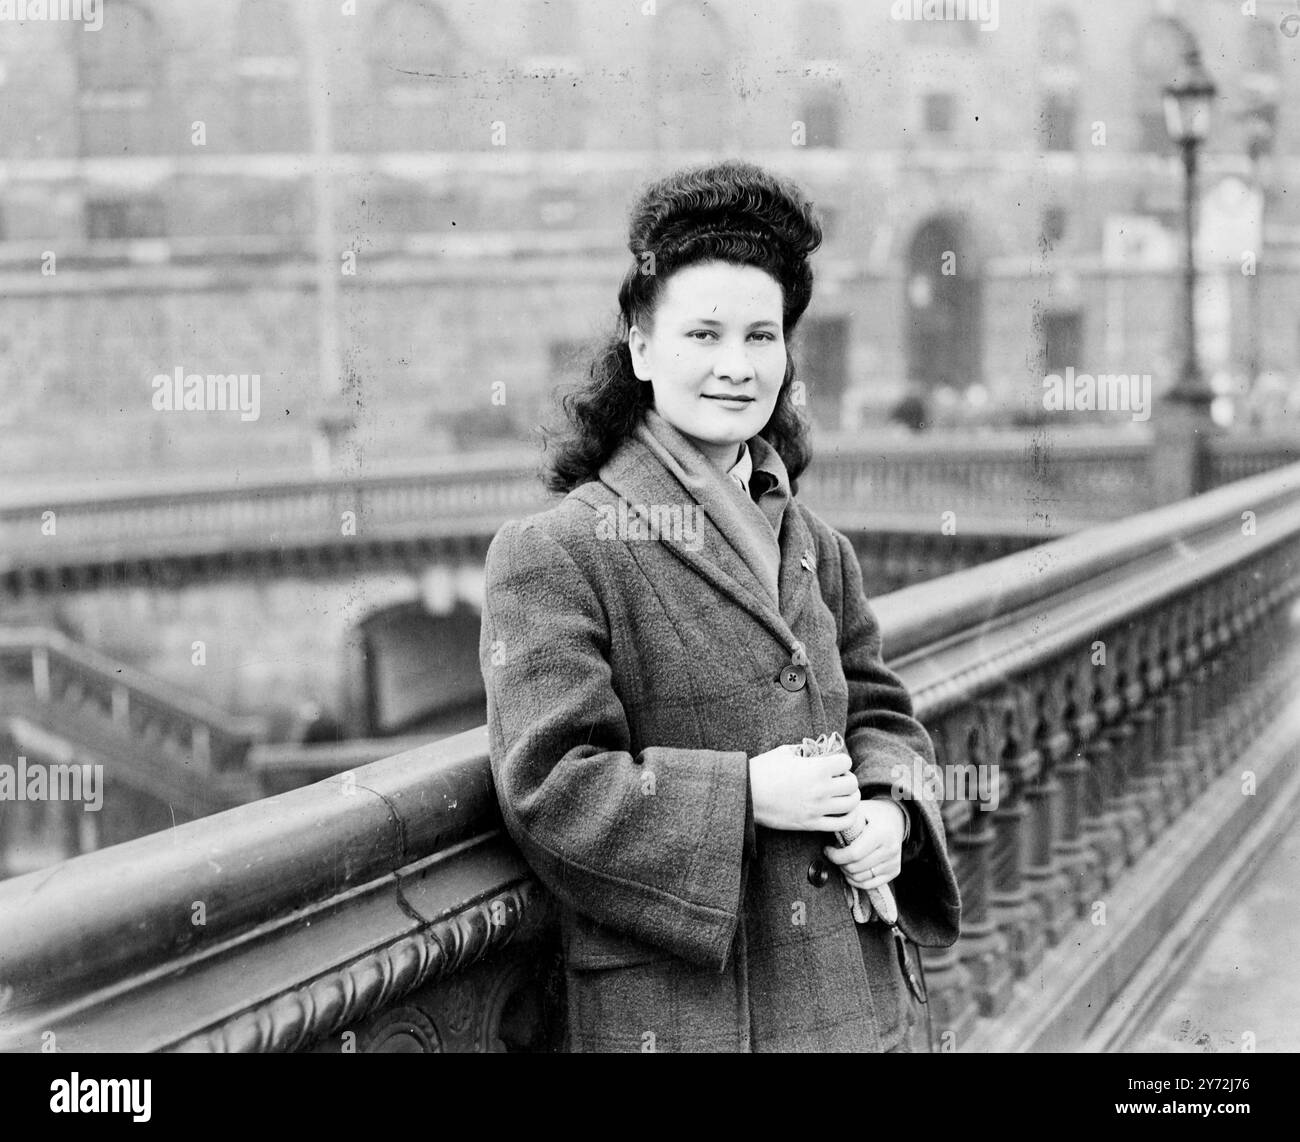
[726,441,754,495]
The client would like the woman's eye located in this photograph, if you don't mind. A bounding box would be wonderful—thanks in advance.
[688,330,716,341]
[750,332,777,342]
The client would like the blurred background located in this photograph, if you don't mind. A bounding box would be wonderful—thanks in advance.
[0,0,1297,862]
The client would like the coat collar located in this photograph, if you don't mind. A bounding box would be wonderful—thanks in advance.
[586,409,818,655]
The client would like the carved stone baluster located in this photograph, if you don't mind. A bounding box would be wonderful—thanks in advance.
[913,725,979,1045]
[1116,630,1160,857]
[1186,588,1225,788]
[1023,671,1079,944]
[1242,575,1279,719]
[1148,606,1190,822]
[1213,585,1250,763]
[1119,628,1169,843]
[1052,671,1104,915]
[915,940,975,1052]
[1218,577,1256,745]
[1077,660,1127,889]
[942,713,1012,1018]
[1096,630,1149,861]
[1235,585,1269,741]
[982,693,1046,977]
[1204,581,1242,765]
[1168,595,1207,802]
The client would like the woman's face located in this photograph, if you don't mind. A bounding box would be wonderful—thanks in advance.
[628,260,787,470]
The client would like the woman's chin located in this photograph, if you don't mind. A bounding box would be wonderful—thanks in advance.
[689,426,752,451]
[695,411,765,441]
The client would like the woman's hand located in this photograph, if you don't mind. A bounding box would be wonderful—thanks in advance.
[822,798,906,891]
[749,746,860,833]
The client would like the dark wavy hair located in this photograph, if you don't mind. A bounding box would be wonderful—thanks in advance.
[543,159,823,495]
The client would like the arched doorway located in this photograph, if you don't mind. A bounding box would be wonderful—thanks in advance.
[904,216,983,392]
[356,601,484,737]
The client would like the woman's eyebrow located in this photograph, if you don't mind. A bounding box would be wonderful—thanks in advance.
[687,317,781,328]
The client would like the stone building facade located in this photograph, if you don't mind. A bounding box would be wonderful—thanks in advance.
[1,0,1297,487]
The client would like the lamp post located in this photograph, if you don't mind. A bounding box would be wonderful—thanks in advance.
[1162,47,1218,409]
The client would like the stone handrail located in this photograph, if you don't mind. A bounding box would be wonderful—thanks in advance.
[1,460,1299,1051]
[0,448,543,575]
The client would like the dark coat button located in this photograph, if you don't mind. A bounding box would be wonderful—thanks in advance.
[779,664,807,692]
[807,857,830,887]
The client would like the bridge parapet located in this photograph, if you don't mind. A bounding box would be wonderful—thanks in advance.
[8,429,1275,594]
[1,459,1299,1052]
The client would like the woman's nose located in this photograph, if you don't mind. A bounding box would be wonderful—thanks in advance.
[713,343,755,382]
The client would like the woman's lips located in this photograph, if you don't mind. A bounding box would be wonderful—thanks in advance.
[702,394,754,404]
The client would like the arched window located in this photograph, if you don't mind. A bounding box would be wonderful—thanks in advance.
[78,1,161,155]
[905,215,983,390]
[1241,19,1281,161]
[370,0,456,99]
[79,0,158,95]
[653,3,733,149]
[1041,90,1077,152]
[236,0,300,76]
[1245,16,1281,74]
[528,0,578,58]
[1039,7,1079,153]
[799,2,845,60]
[235,0,305,150]
[801,89,842,148]
[1041,5,1080,66]
[520,0,585,149]
[1132,17,1195,154]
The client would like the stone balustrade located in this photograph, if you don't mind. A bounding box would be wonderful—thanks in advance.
[6,429,1292,596]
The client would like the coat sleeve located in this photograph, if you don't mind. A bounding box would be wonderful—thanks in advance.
[479,516,753,971]
[829,528,962,949]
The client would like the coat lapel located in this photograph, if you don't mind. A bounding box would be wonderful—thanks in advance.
[587,423,817,657]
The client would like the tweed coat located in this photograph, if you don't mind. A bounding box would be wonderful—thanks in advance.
[478,420,962,1052]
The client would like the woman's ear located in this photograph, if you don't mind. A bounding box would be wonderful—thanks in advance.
[628,325,652,382]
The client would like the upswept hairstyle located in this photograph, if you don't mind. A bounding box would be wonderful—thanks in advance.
[543,159,824,495]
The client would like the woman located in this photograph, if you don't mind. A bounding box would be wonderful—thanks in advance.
[478,159,961,1052]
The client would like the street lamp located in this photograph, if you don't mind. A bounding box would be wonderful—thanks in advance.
[1163,46,1218,408]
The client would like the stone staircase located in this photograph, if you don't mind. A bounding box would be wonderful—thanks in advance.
[0,627,268,873]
